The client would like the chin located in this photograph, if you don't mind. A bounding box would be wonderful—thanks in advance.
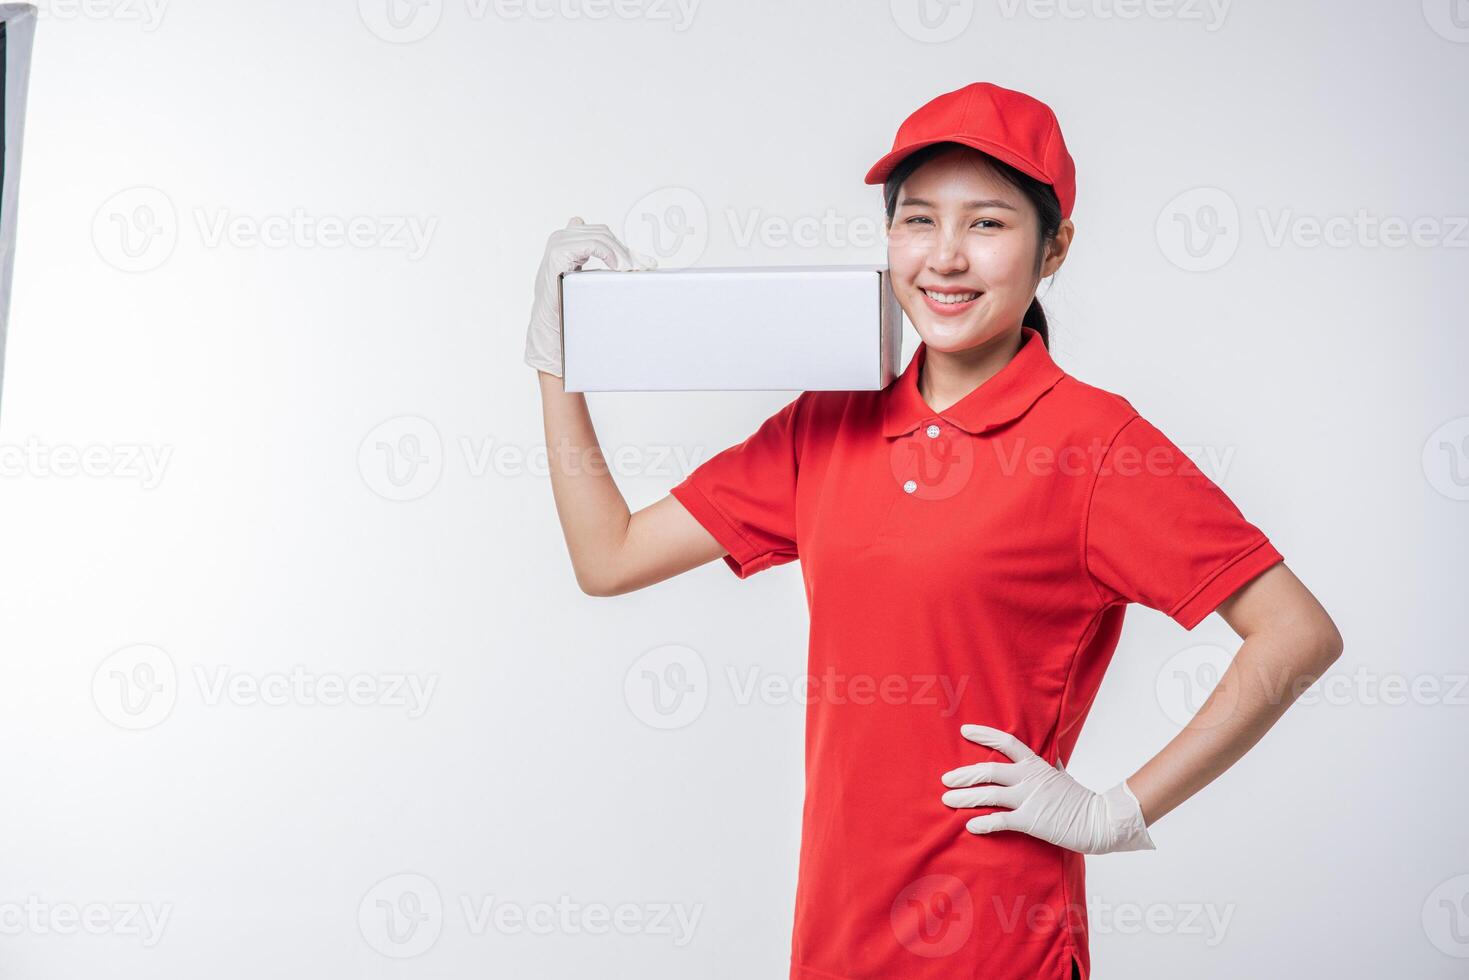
[911,316,994,353]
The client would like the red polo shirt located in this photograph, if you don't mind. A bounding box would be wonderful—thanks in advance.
[669,326,1283,980]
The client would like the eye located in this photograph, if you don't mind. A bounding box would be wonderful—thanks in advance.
[904,215,934,226]
[973,218,1003,230]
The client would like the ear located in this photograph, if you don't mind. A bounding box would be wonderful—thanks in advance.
[1040,219,1075,278]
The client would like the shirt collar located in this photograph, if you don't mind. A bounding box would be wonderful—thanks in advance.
[881,326,1066,438]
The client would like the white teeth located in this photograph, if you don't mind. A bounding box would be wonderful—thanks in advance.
[923,288,979,304]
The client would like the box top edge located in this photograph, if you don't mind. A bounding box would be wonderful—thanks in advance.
[567,264,888,276]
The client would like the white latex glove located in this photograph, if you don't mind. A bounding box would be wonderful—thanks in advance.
[524,216,656,377]
[940,724,1155,855]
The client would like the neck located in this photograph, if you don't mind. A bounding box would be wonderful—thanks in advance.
[918,327,1026,414]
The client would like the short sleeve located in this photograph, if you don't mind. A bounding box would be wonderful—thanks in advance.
[669,393,805,579]
[1084,414,1284,630]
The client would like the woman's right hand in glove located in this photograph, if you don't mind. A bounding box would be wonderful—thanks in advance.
[524,216,657,378]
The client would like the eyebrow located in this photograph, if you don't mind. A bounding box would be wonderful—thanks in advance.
[898,197,1018,211]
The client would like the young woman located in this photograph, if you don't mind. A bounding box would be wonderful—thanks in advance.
[524,82,1343,980]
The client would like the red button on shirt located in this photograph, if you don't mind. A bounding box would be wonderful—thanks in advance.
[669,326,1283,980]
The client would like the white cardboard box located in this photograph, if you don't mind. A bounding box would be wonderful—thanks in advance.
[560,264,903,392]
[0,4,35,414]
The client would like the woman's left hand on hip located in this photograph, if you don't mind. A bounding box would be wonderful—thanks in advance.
[940,723,1155,855]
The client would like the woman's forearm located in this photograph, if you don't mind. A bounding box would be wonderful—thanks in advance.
[1125,607,1343,826]
[537,370,633,595]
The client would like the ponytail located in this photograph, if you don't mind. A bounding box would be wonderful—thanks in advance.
[1022,296,1050,349]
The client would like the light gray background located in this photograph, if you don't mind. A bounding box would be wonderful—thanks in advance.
[0,0,1465,977]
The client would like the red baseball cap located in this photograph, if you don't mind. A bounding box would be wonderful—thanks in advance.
[864,81,1077,219]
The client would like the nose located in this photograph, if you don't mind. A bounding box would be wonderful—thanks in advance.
[926,225,969,275]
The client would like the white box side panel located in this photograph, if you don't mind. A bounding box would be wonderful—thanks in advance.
[562,269,887,392]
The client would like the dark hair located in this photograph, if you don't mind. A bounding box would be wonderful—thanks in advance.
[882,141,1064,349]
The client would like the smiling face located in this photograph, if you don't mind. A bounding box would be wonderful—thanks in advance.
[885,146,1072,353]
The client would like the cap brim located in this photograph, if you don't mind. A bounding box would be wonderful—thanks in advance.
[864,134,1049,191]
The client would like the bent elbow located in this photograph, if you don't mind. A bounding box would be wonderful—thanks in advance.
[576,567,625,598]
[1295,611,1344,671]
[1320,620,1344,664]
[576,573,610,598]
